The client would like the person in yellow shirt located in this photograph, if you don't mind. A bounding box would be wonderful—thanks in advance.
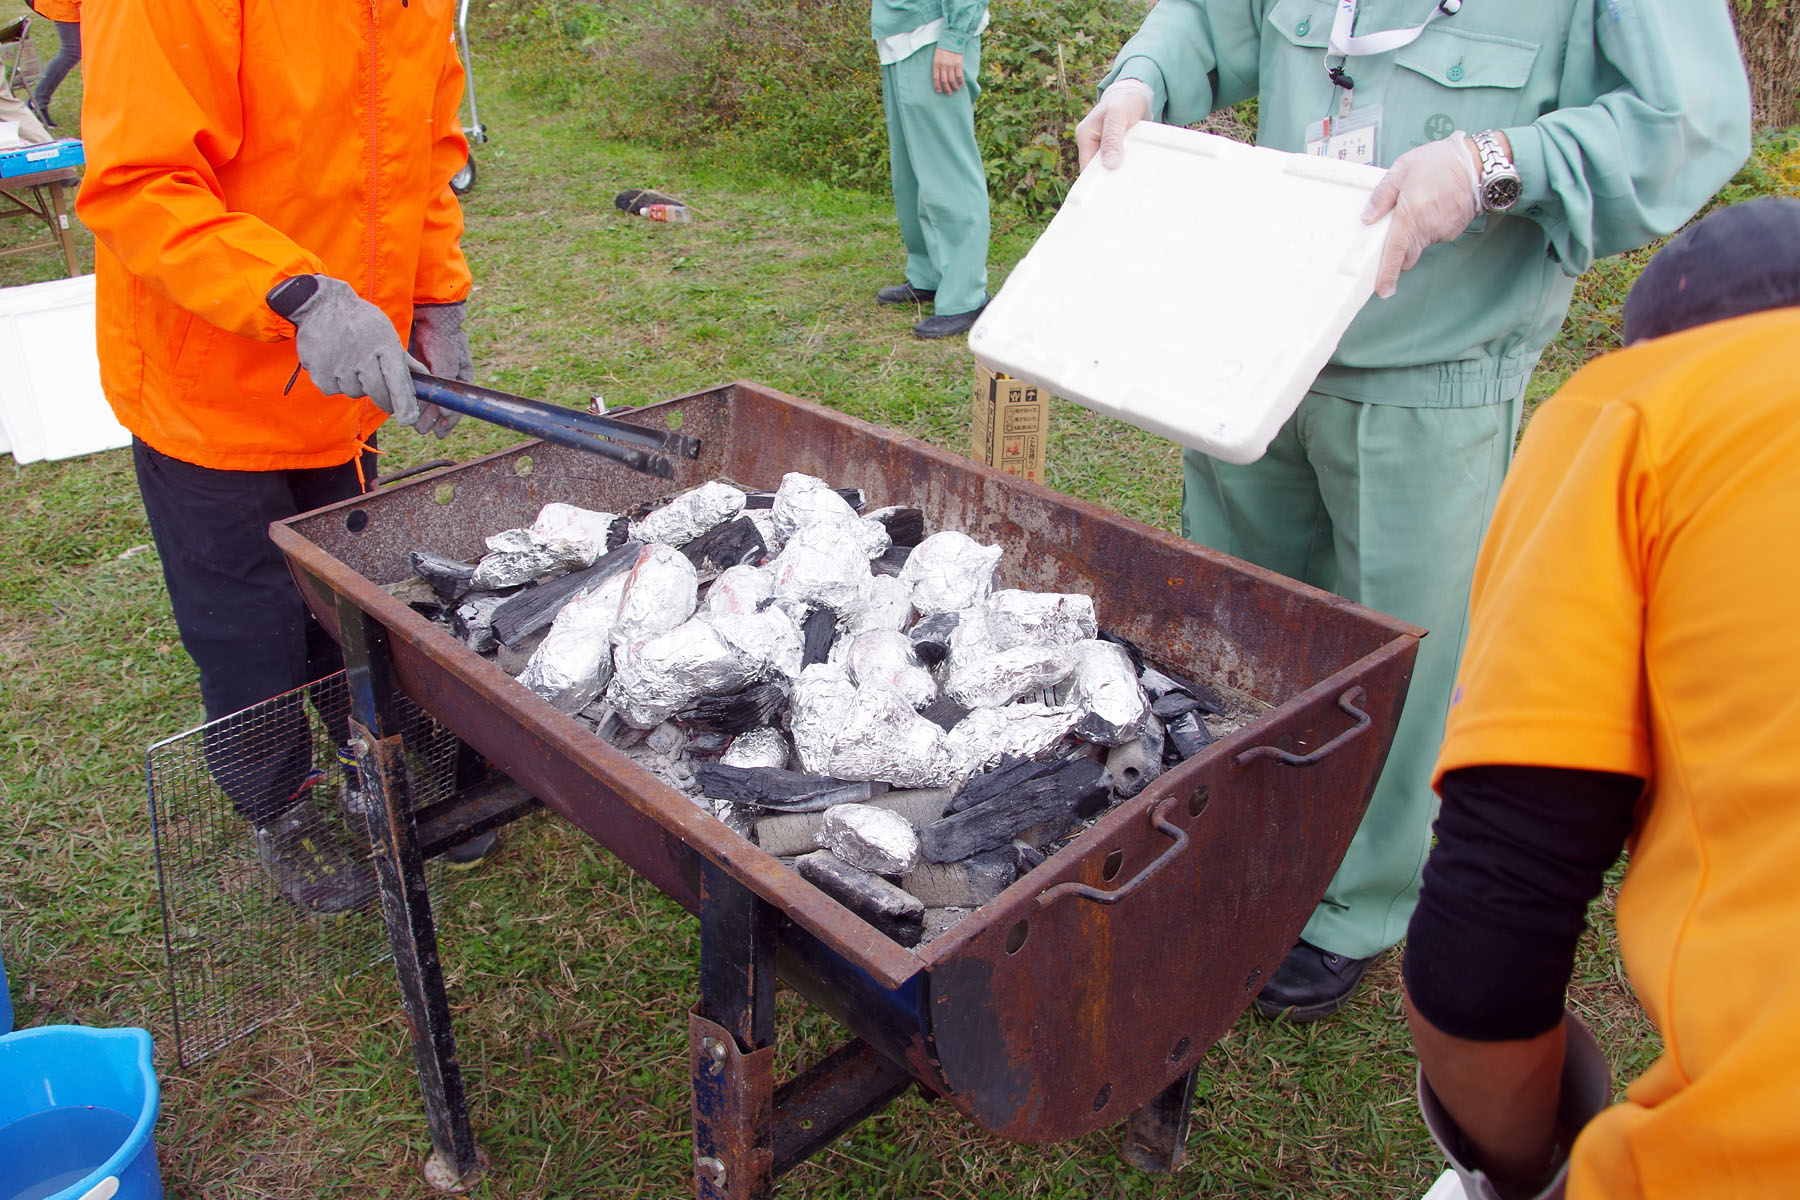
[1402,195,1800,1199]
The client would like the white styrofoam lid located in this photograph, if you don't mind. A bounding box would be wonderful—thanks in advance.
[969,124,1392,465]
[0,274,130,465]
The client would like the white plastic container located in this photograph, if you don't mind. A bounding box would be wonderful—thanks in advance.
[969,123,1392,465]
[0,273,129,464]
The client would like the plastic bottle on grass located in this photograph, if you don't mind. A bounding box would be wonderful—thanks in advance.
[641,203,692,224]
[613,188,692,224]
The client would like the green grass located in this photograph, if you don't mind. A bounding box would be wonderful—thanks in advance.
[0,17,1697,1200]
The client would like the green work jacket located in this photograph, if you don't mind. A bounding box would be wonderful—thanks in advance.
[871,0,988,55]
[1102,0,1751,407]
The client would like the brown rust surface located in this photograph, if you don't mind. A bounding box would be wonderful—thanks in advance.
[275,380,1421,1144]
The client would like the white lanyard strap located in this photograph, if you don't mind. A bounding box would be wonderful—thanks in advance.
[1326,0,1462,90]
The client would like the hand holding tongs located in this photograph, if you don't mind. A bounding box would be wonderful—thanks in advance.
[411,372,701,478]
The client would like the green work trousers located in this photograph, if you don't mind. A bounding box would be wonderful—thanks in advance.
[1182,390,1522,960]
[881,39,989,317]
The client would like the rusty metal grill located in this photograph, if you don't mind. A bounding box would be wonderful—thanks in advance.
[145,671,461,1066]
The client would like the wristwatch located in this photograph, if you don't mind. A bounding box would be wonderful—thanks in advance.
[1471,130,1522,213]
[266,273,321,320]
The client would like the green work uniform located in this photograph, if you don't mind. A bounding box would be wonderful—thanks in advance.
[874,0,990,317]
[1102,0,1750,958]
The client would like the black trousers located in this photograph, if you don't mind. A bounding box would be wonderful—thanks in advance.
[133,437,375,823]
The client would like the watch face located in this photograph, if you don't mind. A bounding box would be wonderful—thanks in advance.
[1483,175,1523,211]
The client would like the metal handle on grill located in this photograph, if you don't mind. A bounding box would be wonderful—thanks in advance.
[411,372,702,478]
[1231,686,1371,769]
[1034,794,1190,909]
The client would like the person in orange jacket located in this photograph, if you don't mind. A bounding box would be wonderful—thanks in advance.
[78,0,484,913]
[24,0,78,130]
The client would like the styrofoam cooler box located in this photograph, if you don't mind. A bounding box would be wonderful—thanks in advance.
[969,123,1392,465]
[0,273,130,464]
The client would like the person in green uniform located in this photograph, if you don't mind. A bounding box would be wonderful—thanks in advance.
[871,0,991,339]
[1075,0,1750,1021]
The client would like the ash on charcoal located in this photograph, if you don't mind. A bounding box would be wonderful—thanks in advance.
[453,593,511,654]
[921,756,1113,863]
[756,809,823,856]
[1151,691,1203,721]
[900,849,1015,908]
[495,628,548,676]
[1011,840,1046,872]
[908,611,959,667]
[865,506,926,548]
[866,787,953,829]
[384,575,446,611]
[629,481,747,547]
[900,530,1002,615]
[646,722,686,756]
[492,540,642,646]
[796,851,923,947]
[821,804,921,876]
[921,907,973,945]
[1106,714,1166,798]
[720,726,789,770]
[681,680,789,734]
[409,550,478,600]
[693,763,880,811]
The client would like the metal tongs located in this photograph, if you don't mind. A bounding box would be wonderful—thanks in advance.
[410,372,701,479]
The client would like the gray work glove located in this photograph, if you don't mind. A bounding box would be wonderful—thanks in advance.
[1418,1011,1613,1200]
[407,301,473,438]
[289,276,427,430]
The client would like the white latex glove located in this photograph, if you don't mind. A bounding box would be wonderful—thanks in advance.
[1075,78,1153,170]
[408,301,472,438]
[1363,133,1481,299]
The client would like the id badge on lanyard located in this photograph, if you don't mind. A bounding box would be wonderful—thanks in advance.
[1304,0,1463,166]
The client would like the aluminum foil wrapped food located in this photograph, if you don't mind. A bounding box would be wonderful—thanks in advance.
[983,589,1098,652]
[899,530,1003,616]
[944,643,1084,708]
[706,564,775,618]
[846,631,936,710]
[843,573,913,637]
[790,665,957,787]
[611,542,699,647]
[607,606,802,729]
[471,527,581,590]
[628,481,747,547]
[721,727,790,770]
[517,571,630,713]
[821,804,921,877]
[771,473,890,559]
[945,703,1083,776]
[529,503,620,568]
[1059,639,1151,746]
[769,521,873,613]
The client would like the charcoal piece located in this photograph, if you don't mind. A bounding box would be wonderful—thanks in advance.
[900,850,1015,908]
[679,680,789,734]
[908,611,959,666]
[494,628,548,676]
[606,520,631,551]
[693,763,879,811]
[801,607,837,667]
[1150,692,1202,721]
[454,592,510,653]
[491,540,643,647]
[865,506,926,548]
[408,599,450,621]
[1141,664,1227,717]
[1164,710,1215,763]
[1098,630,1145,676]
[796,851,923,947]
[754,810,824,857]
[742,487,866,511]
[685,731,731,758]
[409,550,478,600]
[948,753,1062,814]
[870,545,913,578]
[594,708,648,748]
[1011,840,1046,873]
[867,787,954,829]
[922,758,1113,863]
[1106,715,1166,799]
[680,515,768,574]
[918,696,969,731]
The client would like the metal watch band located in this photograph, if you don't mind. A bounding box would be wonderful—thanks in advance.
[1472,130,1522,213]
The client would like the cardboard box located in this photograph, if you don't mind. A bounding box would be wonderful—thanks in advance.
[0,138,84,179]
[971,363,1048,484]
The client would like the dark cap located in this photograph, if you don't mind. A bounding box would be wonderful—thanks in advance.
[1621,195,1800,345]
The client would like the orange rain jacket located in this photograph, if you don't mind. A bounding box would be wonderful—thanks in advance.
[77,0,471,471]
[32,0,79,24]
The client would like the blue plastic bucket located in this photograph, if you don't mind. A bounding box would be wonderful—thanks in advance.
[0,1027,162,1200]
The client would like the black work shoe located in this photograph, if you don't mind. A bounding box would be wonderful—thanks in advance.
[1252,939,1376,1022]
[442,829,500,870]
[912,297,989,340]
[877,282,936,306]
[28,98,55,130]
[255,801,377,917]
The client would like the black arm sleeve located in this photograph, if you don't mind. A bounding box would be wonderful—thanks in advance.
[1403,764,1642,1042]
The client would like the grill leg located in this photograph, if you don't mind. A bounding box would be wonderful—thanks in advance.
[1119,1063,1201,1173]
[337,597,485,1190]
[692,860,777,1200]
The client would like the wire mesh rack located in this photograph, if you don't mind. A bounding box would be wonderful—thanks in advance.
[146,672,464,1067]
